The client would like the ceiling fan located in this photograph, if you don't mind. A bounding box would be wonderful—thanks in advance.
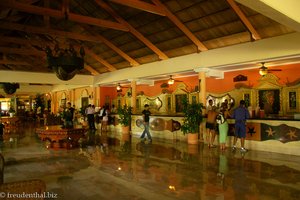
[259,62,282,76]
[167,75,182,85]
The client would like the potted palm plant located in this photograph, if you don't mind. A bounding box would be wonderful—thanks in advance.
[117,105,132,135]
[181,96,204,144]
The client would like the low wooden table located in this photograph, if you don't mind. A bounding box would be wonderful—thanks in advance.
[36,125,86,149]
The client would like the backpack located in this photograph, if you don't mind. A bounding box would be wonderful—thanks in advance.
[102,109,106,117]
[216,112,225,124]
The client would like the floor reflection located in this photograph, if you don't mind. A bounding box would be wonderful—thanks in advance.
[1,122,300,200]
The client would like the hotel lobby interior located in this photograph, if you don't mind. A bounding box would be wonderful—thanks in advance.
[0,0,300,199]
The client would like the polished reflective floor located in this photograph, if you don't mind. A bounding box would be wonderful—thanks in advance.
[1,123,300,200]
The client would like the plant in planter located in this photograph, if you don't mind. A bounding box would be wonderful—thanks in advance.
[117,105,132,134]
[8,107,16,117]
[180,96,204,144]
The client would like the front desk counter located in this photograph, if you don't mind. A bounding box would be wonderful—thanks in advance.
[109,114,300,156]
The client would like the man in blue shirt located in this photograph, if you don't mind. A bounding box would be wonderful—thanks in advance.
[232,100,250,152]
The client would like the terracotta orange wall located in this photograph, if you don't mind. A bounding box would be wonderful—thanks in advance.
[100,87,118,106]
[207,63,300,93]
[99,63,300,101]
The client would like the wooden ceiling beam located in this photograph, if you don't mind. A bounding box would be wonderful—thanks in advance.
[109,0,208,52]
[0,21,104,43]
[226,0,261,40]
[44,0,50,28]
[0,47,44,56]
[81,24,139,67]
[0,64,14,70]
[85,48,117,72]
[0,59,31,66]
[0,36,41,46]
[95,0,168,60]
[0,22,138,67]
[0,0,128,31]
[0,36,102,75]
[152,0,208,52]
[84,65,100,75]
[109,0,165,16]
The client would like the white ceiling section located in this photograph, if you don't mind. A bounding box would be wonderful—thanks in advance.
[0,71,94,85]
[236,0,300,32]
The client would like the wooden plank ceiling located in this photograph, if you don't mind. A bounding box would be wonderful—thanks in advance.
[0,0,294,75]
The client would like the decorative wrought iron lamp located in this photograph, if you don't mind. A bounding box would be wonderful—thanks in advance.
[0,83,20,94]
[45,44,85,81]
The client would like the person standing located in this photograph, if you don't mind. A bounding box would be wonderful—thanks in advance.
[217,103,230,151]
[61,103,73,128]
[0,118,5,141]
[140,104,152,142]
[232,100,250,153]
[85,104,96,130]
[206,99,214,111]
[206,106,218,148]
[101,105,109,133]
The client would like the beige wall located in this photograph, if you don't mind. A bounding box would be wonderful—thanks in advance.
[52,86,96,113]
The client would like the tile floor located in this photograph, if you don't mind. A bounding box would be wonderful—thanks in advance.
[1,123,300,200]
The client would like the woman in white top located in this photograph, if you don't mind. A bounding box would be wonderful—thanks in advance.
[101,106,109,133]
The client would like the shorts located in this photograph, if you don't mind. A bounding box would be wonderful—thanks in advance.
[235,122,246,138]
[206,122,216,130]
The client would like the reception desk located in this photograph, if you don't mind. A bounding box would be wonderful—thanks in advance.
[36,125,86,149]
[109,114,300,156]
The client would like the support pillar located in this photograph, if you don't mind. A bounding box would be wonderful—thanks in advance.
[198,71,206,141]
[93,87,97,106]
[98,87,103,107]
[72,89,76,106]
[29,96,33,111]
[198,71,206,105]
[131,80,137,114]
[50,92,55,113]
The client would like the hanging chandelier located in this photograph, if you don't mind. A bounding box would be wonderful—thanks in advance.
[45,44,85,81]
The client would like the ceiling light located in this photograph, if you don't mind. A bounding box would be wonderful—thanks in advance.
[116,83,122,91]
[259,68,268,76]
[259,63,268,76]
[168,76,174,85]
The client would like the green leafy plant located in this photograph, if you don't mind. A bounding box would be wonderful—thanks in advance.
[181,96,204,135]
[9,107,15,113]
[34,94,45,114]
[117,105,132,126]
[79,107,86,116]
